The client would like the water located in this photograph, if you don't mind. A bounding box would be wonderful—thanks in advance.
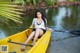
[0,5,80,53]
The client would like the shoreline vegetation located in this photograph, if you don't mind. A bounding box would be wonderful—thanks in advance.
[20,1,80,17]
[0,0,80,24]
[22,1,80,11]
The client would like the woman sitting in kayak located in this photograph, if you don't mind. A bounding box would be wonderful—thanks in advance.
[21,10,52,51]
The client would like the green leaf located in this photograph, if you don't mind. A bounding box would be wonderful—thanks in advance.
[0,2,23,24]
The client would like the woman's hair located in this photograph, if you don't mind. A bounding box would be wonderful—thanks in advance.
[34,10,47,27]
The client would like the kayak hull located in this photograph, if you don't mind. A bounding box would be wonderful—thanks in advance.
[0,29,51,53]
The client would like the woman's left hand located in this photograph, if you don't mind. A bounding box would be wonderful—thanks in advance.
[48,28,53,32]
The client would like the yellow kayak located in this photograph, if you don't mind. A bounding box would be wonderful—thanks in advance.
[0,29,51,53]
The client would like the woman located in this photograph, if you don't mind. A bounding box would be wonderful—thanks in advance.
[21,10,52,51]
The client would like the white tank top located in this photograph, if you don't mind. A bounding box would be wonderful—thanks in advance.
[32,18,47,29]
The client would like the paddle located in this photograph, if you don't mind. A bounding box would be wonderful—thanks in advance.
[48,27,80,35]
[54,29,80,35]
[8,39,33,47]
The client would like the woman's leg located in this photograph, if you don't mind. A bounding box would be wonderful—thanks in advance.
[32,29,44,45]
[21,31,35,49]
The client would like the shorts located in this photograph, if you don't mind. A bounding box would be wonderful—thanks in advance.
[33,28,46,34]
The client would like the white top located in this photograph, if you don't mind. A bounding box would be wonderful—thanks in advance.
[32,18,47,29]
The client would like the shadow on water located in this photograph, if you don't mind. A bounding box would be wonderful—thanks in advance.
[0,5,80,53]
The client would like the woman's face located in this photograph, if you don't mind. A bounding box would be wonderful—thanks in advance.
[37,12,42,18]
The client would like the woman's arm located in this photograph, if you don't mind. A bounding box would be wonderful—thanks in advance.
[29,18,35,28]
[45,19,53,32]
[46,27,53,32]
[29,24,34,28]
[45,20,53,32]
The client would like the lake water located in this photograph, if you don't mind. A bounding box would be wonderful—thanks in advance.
[0,5,80,53]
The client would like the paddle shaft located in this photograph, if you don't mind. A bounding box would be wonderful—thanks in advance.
[53,29,80,35]
[8,39,33,47]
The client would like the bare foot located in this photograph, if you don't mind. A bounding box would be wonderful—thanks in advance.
[31,42,35,46]
[21,46,26,52]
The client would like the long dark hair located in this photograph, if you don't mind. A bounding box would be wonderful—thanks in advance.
[34,10,47,26]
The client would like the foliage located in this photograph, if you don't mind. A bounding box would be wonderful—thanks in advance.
[45,0,54,6]
[0,2,24,24]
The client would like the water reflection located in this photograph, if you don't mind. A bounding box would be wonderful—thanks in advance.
[0,29,6,39]
[0,5,80,39]
[52,7,71,30]
[46,5,80,53]
[53,7,66,30]
[0,5,80,53]
[66,7,71,17]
